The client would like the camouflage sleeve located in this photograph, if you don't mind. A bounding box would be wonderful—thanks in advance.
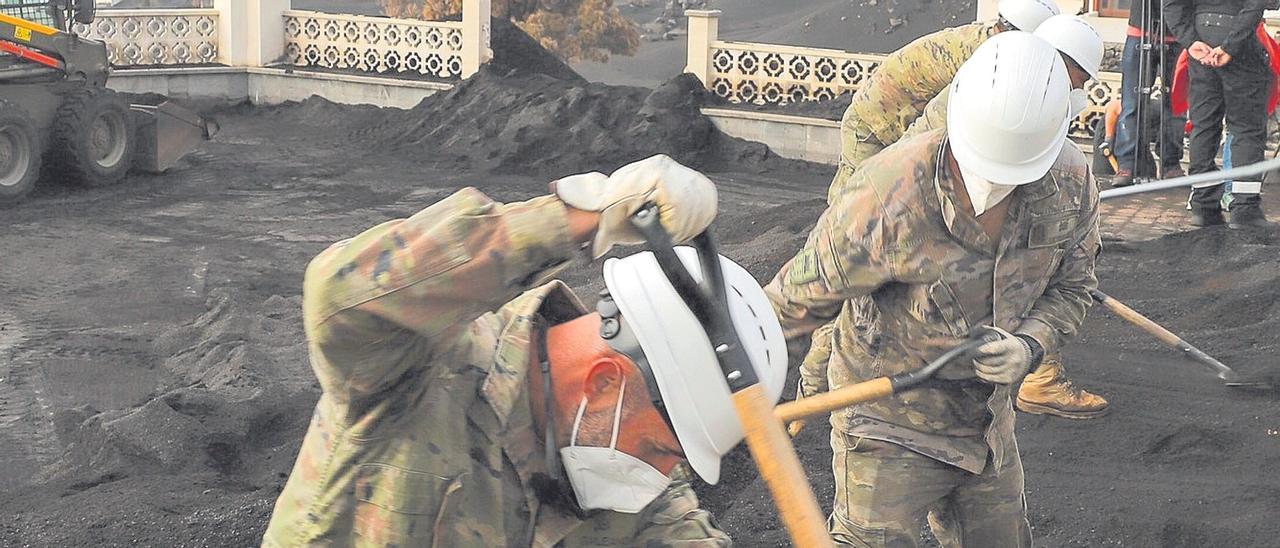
[563,482,732,547]
[632,482,732,547]
[302,188,574,400]
[797,322,835,397]
[1015,173,1101,353]
[900,87,950,143]
[766,189,895,344]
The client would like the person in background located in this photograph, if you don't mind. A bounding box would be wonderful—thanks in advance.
[1169,22,1280,215]
[1112,0,1188,187]
[1165,0,1274,227]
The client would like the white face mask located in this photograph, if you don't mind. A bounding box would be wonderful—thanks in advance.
[560,378,672,514]
[957,161,1017,216]
[1069,88,1089,119]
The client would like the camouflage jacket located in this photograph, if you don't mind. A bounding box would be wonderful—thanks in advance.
[843,22,997,148]
[262,189,728,547]
[768,128,1100,474]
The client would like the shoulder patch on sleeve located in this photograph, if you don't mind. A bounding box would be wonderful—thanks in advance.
[789,248,821,285]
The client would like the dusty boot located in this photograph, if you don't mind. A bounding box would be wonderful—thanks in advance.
[1016,355,1109,419]
[1226,191,1272,228]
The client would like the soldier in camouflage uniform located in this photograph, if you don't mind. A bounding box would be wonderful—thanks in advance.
[770,34,1099,546]
[802,0,1057,424]
[809,17,1111,422]
[891,17,1111,420]
[262,155,785,547]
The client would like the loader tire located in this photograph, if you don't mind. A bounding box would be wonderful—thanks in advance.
[50,88,135,187]
[0,100,43,206]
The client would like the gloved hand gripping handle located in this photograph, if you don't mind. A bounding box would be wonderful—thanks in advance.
[776,333,991,424]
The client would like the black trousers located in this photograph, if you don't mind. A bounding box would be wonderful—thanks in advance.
[1187,47,1272,207]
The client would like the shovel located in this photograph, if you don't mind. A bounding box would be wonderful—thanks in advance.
[630,206,833,548]
[779,335,991,434]
[1089,289,1270,388]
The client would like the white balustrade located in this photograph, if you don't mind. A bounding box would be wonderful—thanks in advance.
[708,41,886,104]
[73,9,219,66]
[687,9,1123,139]
[283,10,465,79]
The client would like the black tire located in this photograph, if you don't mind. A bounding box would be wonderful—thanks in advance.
[50,88,136,187]
[0,100,43,206]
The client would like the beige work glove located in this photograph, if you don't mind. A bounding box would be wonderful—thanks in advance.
[972,326,1034,385]
[553,154,717,258]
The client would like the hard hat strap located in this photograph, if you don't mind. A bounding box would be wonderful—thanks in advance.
[538,324,560,481]
[598,293,676,432]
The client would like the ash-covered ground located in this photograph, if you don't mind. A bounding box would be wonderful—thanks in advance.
[2,21,1279,548]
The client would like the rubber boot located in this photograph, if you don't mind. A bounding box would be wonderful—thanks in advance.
[1016,355,1109,419]
[1227,194,1272,228]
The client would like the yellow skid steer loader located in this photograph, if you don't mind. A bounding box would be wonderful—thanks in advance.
[0,1,215,205]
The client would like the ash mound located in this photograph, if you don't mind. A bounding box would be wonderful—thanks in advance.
[240,18,809,177]
[488,17,585,84]
[369,68,782,175]
[46,290,316,487]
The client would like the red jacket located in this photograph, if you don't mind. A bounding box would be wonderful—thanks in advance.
[1170,24,1280,118]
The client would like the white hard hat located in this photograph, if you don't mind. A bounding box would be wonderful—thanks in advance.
[1034,14,1103,81]
[997,0,1059,31]
[601,247,787,485]
[946,31,1071,185]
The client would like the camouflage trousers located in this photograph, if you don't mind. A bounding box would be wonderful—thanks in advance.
[829,432,1031,548]
[828,119,887,204]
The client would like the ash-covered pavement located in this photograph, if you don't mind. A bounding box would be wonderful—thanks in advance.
[1,98,1277,547]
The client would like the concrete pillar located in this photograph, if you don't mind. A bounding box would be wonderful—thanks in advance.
[215,0,291,67]
[976,0,999,22]
[685,9,720,85]
[461,0,492,78]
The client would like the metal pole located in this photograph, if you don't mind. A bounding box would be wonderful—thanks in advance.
[1100,156,1280,199]
[1133,0,1153,180]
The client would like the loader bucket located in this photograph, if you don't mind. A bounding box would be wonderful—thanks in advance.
[130,101,215,173]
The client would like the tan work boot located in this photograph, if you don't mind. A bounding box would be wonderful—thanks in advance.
[1016,355,1109,419]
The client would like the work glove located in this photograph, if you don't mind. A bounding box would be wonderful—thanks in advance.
[972,327,1037,385]
[552,154,717,258]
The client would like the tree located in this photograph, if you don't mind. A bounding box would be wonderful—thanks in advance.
[380,0,640,63]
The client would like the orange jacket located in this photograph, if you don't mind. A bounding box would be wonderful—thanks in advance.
[1170,24,1280,118]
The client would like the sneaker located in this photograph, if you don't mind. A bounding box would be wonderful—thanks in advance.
[1161,165,1185,179]
[1016,356,1109,419]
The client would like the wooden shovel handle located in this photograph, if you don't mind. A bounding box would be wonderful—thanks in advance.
[731,384,834,548]
[775,377,894,424]
[1090,289,1182,347]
